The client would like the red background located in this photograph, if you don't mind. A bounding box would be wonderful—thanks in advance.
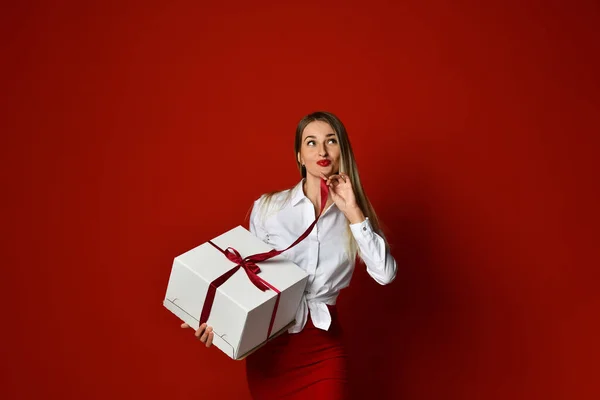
[2,1,599,399]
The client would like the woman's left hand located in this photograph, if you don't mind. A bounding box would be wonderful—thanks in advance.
[320,172,358,213]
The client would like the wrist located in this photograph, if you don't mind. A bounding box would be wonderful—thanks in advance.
[345,206,365,224]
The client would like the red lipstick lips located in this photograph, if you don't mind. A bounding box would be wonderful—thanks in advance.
[317,160,331,167]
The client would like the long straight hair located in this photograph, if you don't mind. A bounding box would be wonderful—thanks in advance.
[257,111,388,257]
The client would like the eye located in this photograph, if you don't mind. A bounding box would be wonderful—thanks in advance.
[306,140,316,146]
[327,138,338,144]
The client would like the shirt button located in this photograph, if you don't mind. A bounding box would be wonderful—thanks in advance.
[363,226,367,231]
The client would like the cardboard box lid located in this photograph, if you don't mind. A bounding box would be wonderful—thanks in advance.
[174,226,308,312]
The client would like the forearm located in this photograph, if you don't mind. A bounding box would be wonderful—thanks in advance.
[350,218,397,285]
[344,205,366,225]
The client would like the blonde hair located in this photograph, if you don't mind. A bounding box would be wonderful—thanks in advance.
[251,111,389,259]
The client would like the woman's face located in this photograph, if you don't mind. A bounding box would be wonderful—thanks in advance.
[297,120,341,179]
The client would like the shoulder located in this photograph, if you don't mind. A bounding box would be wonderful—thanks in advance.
[253,188,293,217]
[251,180,302,221]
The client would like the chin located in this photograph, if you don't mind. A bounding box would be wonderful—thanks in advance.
[322,170,338,177]
[309,165,338,178]
[328,165,339,175]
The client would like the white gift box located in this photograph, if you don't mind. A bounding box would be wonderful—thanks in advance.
[163,225,308,360]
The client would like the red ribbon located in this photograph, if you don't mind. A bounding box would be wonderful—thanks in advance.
[199,178,329,341]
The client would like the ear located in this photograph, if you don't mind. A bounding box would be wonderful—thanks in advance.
[297,152,303,165]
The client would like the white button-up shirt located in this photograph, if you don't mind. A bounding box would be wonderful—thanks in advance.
[249,179,397,333]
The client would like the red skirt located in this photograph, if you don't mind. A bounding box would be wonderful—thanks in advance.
[245,305,348,399]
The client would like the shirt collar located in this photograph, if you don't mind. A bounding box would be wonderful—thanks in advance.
[290,179,307,207]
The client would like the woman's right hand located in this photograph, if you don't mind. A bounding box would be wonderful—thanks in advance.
[181,322,214,347]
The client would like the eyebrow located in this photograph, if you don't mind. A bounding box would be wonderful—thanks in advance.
[304,133,336,141]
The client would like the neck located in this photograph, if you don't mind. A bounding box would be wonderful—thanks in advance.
[303,174,328,210]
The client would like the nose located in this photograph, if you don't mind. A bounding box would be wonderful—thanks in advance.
[318,143,328,157]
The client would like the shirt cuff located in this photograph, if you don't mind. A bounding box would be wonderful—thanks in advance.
[350,217,375,239]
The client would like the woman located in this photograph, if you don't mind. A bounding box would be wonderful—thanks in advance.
[183,111,397,399]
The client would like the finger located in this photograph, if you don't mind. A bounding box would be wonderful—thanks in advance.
[194,323,206,338]
[200,326,210,343]
[325,175,333,187]
[330,176,342,187]
[181,323,189,329]
[206,330,214,347]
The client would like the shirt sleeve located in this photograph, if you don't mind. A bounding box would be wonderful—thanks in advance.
[349,217,397,285]
[249,196,269,243]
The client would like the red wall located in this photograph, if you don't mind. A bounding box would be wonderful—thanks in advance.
[2,1,598,399]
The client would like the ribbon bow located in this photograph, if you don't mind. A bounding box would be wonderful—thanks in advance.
[220,247,270,291]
